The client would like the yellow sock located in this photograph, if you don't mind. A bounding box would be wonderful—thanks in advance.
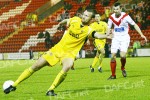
[98,54,104,67]
[48,70,67,91]
[12,67,34,87]
[91,56,99,68]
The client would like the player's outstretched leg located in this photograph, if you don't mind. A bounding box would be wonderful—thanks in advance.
[4,67,34,94]
[4,57,48,94]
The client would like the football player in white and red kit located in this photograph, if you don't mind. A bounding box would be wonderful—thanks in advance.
[107,2,147,79]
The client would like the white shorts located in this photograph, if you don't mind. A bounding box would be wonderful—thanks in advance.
[111,35,130,53]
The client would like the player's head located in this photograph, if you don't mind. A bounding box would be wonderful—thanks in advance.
[113,2,122,17]
[82,9,95,25]
[95,14,101,22]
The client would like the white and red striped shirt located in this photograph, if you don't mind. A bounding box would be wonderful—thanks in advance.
[108,12,135,37]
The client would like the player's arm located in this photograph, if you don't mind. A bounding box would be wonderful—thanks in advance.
[133,24,147,42]
[58,19,70,27]
[127,15,147,42]
[92,31,112,39]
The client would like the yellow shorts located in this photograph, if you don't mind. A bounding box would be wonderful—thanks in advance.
[94,39,106,51]
[42,46,75,66]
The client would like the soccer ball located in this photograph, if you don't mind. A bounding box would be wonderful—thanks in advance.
[3,80,14,90]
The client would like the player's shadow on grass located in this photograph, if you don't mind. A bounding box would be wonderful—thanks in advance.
[75,67,111,72]
[119,74,149,79]
[58,86,105,93]
[75,67,89,70]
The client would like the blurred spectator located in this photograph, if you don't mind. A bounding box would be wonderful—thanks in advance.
[105,7,111,22]
[81,0,86,3]
[21,20,28,28]
[14,0,22,2]
[27,12,38,26]
[29,49,34,59]
[60,10,70,20]
[26,13,32,20]
[140,40,146,48]
[37,32,45,38]
[127,0,150,30]
[127,46,133,57]
[132,41,141,57]
[141,20,147,30]
[85,5,95,10]
[77,6,83,14]
[38,31,51,39]
[44,31,53,49]
[26,13,35,26]
[57,13,65,22]
[32,12,38,23]
[141,8,147,21]
[90,0,98,7]
[64,10,70,19]
[137,1,144,9]
[57,24,66,32]
[64,2,72,10]
[101,0,110,6]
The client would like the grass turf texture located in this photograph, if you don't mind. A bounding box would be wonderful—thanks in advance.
[0,57,150,100]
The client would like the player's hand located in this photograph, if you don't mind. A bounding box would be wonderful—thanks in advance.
[141,34,147,43]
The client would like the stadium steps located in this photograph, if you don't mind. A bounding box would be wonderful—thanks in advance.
[0,0,29,16]
[27,31,64,52]
[0,1,21,15]
[0,0,50,53]
[20,8,65,52]
[0,1,10,10]
[0,27,24,44]
[19,35,45,52]
[0,0,31,40]
[0,1,31,23]
[0,0,49,41]
[20,24,59,52]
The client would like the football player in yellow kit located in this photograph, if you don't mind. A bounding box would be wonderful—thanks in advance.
[90,14,108,72]
[4,9,111,96]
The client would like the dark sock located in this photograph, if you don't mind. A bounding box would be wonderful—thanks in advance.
[120,58,126,70]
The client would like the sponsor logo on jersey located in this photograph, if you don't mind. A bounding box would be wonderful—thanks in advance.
[115,27,125,32]
[69,32,79,39]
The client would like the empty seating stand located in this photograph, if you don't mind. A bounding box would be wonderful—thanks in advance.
[0,0,150,53]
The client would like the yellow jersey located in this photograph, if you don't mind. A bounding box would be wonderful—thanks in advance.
[52,16,94,58]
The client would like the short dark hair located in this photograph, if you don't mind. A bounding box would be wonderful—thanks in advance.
[86,8,96,18]
[114,2,121,7]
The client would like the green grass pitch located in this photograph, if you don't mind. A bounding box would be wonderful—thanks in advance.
[0,57,150,100]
